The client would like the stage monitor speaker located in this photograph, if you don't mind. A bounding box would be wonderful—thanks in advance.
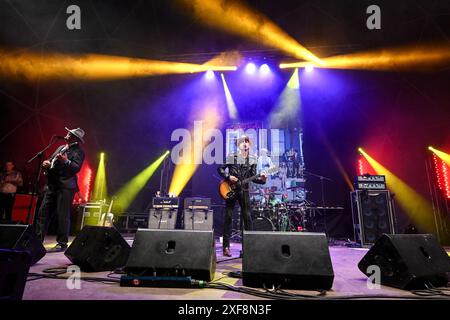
[351,190,395,246]
[0,224,46,265]
[242,231,334,290]
[125,229,216,282]
[358,234,450,290]
[148,209,177,229]
[65,226,131,272]
[183,209,213,230]
[0,249,31,300]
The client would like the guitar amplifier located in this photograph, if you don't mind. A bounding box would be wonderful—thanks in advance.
[183,210,213,230]
[354,175,386,190]
[148,209,177,229]
[152,197,180,209]
[184,198,211,211]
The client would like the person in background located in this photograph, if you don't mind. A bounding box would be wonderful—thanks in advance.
[0,161,23,222]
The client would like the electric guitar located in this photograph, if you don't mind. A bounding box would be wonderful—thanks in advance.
[218,166,279,200]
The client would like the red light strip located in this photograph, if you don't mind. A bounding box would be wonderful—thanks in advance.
[441,160,450,199]
[358,158,364,176]
[85,168,92,202]
[433,153,443,190]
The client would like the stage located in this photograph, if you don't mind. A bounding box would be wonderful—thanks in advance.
[23,236,450,300]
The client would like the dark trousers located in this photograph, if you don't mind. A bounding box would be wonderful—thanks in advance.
[0,192,15,222]
[223,190,251,249]
[35,187,75,245]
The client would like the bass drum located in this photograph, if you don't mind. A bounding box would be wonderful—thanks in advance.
[251,216,275,231]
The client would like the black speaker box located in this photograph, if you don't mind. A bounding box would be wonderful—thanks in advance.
[125,229,216,282]
[0,249,31,300]
[65,226,131,272]
[358,234,450,290]
[242,231,334,290]
[0,224,46,265]
[148,209,177,229]
[351,190,395,246]
[183,209,213,230]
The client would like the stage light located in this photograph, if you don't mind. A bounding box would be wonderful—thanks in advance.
[114,151,169,211]
[269,68,300,127]
[280,43,450,71]
[205,70,215,80]
[0,49,237,82]
[429,146,450,167]
[221,73,238,120]
[359,149,435,232]
[176,0,322,64]
[245,62,256,74]
[92,152,107,201]
[260,63,270,75]
[305,64,314,72]
[358,147,363,153]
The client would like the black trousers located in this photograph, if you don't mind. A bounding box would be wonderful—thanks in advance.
[223,190,252,249]
[0,192,15,222]
[35,187,75,245]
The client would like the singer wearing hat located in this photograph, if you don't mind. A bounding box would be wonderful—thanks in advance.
[35,127,85,252]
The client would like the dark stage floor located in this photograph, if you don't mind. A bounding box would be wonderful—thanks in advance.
[22,236,450,300]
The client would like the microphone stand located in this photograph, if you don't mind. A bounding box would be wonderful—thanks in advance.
[26,136,58,225]
[303,170,333,207]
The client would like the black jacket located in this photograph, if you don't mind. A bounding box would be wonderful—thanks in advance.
[46,143,85,190]
[218,153,265,191]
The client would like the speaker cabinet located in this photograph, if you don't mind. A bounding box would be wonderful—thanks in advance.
[148,209,177,229]
[0,224,46,265]
[242,231,334,290]
[0,249,31,300]
[125,229,216,282]
[65,226,131,272]
[183,210,213,230]
[358,234,450,290]
[351,190,396,246]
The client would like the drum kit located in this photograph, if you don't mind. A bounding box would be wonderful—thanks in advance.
[250,185,309,232]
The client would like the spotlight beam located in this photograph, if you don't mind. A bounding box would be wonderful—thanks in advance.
[280,43,450,71]
[177,0,322,64]
[114,151,169,211]
[429,146,450,167]
[220,73,238,120]
[92,152,107,201]
[0,49,237,82]
[269,68,300,128]
[359,148,436,232]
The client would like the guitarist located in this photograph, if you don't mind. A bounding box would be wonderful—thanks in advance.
[35,127,85,252]
[218,135,266,257]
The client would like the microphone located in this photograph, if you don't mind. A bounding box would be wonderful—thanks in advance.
[55,135,66,139]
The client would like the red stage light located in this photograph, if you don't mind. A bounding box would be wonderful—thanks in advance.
[432,153,450,199]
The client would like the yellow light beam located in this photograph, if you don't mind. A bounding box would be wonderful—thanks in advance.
[169,108,222,196]
[220,73,238,120]
[114,151,169,211]
[359,148,436,232]
[177,0,322,64]
[269,68,300,128]
[92,152,107,201]
[280,43,450,71]
[0,48,237,82]
[429,146,450,167]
